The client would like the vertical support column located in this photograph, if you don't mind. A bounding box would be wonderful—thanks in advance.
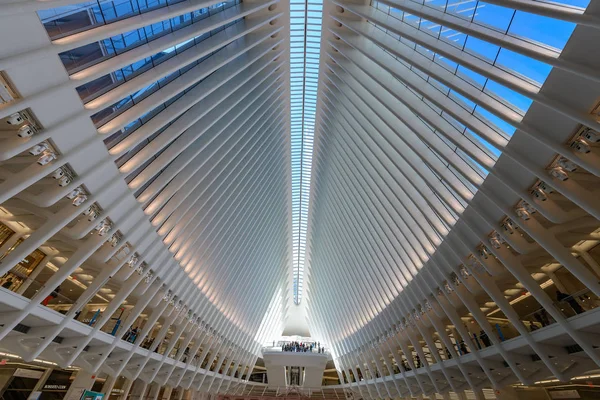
[63,370,96,400]
[101,375,116,397]
[473,388,486,400]
[545,271,569,293]
[160,387,172,400]
[26,368,53,400]
[119,379,134,400]
[16,255,51,295]
[129,380,148,400]
[147,383,161,400]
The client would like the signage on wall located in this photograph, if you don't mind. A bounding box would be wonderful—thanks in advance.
[549,390,581,399]
[80,390,104,400]
[13,368,43,379]
[44,384,68,390]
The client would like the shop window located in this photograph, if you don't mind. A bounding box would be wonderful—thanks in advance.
[0,367,45,400]
[40,369,74,400]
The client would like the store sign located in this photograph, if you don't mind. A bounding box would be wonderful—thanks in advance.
[550,390,580,399]
[44,384,67,390]
[13,368,43,379]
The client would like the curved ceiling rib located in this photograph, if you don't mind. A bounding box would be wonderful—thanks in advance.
[305,0,600,397]
[0,0,290,387]
[3,0,600,398]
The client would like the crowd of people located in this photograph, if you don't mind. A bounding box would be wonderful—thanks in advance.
[281,341,325,353]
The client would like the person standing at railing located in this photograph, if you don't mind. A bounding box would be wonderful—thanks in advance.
[479,330,491,347]
[128,326,139,343]
[445,347,452,359]
[529,321,539,332]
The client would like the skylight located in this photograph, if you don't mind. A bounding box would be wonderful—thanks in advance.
[290,0,322,305]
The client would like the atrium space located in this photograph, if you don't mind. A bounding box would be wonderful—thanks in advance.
[1,0,600,400]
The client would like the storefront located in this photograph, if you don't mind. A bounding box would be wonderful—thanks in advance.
[0,362,83,400]
[0,366,46,400]
[40,369,75,400]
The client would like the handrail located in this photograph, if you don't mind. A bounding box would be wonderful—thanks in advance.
[262,346,330,355]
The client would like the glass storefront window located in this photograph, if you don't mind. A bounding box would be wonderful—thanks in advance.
[40,370,74,400]
[0,367,45,400]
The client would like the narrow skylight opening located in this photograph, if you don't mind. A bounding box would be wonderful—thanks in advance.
[290,0,322,305]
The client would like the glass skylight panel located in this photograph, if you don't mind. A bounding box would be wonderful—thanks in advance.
[290,0,322,305]
[368,0,581,166]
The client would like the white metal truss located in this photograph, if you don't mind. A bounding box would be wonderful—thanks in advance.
[2,0,600,399]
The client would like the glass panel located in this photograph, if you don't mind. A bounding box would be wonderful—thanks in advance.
[290,0,323,304]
